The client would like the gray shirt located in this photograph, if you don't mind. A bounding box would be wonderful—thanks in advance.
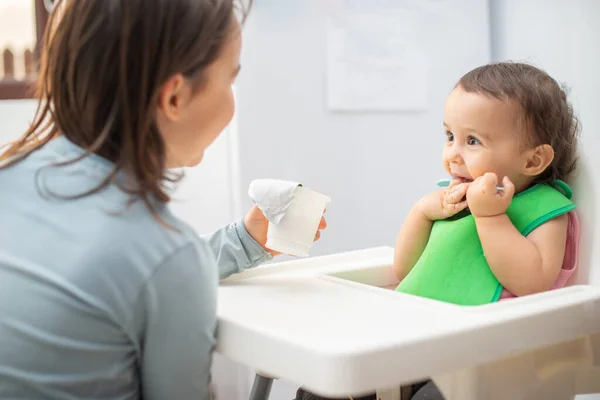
[0,136,271,399]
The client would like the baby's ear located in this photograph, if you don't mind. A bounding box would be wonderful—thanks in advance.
[523,144,554,177]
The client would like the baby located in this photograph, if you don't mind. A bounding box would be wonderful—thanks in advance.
[393,62,580,400]
[295,62,580,400]
[394,61,579,306]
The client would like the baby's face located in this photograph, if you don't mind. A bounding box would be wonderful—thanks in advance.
[442,86,530,189]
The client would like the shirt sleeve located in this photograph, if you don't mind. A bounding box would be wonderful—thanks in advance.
[134,242,219,400]
[203,219,272,280]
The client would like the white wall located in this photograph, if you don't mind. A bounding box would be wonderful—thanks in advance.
[0,100,38,143]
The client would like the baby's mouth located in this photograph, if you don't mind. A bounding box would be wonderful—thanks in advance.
[451,175,473,184]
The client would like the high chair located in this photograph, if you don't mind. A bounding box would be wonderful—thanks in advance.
[217,153,600,400]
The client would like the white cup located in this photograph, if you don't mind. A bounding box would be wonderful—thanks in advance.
[265,186,330,257]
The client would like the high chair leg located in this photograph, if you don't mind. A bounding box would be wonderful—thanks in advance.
[249,374,274,400]
[400,385,414,400]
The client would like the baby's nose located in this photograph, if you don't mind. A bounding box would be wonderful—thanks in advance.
[445,145,464,165]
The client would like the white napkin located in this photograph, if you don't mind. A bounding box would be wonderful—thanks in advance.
[248,179,301,224]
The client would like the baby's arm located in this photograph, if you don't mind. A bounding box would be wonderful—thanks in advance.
[468,173,569,296]
[475,213,568,296]
[394,182,470,280]
[393,207,434,280]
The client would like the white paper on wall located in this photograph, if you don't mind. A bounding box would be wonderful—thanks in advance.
[326,0,430,112]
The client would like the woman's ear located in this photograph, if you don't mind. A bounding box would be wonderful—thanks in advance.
[157,73,187,122]
[523,144,554,177]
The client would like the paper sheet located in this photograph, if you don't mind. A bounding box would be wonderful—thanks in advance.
[326,0,429,112]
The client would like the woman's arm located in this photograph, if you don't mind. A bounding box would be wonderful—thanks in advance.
[203,220,272,280]
[203,205,326,279]
[135,242,221,400]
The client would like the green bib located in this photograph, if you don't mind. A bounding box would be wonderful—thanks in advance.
[395,182,575,306]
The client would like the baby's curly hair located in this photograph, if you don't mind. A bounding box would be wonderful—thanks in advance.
[457,62,580,185]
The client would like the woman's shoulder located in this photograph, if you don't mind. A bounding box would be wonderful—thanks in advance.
[0,137,205,282]
[88,199,202,273]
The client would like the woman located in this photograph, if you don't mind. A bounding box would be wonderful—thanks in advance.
[0,1,325,399]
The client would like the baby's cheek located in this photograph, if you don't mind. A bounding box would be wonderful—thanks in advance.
[467,167,486,181]
[466,155,494,179]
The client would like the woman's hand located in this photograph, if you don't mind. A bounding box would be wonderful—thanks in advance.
[244,205,327,256]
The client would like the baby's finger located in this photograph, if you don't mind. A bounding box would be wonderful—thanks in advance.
[501,176,516,199]
[445,183,469,203]
[480,173,498,194]
[448,178,464,188]
[445,199,468,215]
[454,199,469,212]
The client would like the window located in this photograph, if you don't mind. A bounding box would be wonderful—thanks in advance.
[0,0,50,100]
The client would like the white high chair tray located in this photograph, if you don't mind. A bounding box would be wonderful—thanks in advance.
[217,247,600,397]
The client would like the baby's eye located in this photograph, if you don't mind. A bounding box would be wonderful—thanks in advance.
[467,136,481,145]
[446,131,454,142]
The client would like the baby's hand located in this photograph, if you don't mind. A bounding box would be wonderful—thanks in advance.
[417,180,470,221]
[467,173,515,218]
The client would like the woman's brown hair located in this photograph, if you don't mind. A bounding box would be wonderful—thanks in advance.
[0,0,251,216]
[457,62,580,185]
